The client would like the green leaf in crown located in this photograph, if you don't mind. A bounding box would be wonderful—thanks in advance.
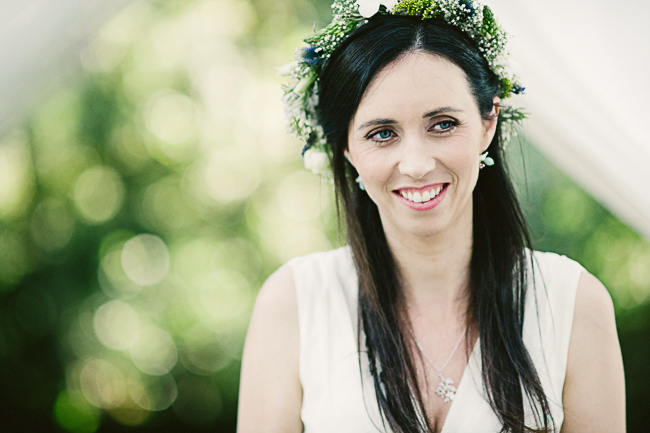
[393,0,441,19]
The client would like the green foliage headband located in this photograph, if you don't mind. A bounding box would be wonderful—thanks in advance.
[281,0,526,179]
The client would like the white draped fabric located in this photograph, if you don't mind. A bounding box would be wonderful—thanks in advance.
[488,0,650,241]
[0,0,648,240]
[0,0,131,132]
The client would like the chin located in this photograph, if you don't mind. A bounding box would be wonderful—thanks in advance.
[394,214,449,238]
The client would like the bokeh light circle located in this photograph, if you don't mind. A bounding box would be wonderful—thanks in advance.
[79,359,127,409]
[180,325,232,375]
[129,325,178,375]
[73,166,125,224]
[93,300,140,351]
[121,234,169,286]
[143,89,198,162]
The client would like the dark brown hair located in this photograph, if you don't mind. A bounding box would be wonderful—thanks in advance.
[317,14,553,433]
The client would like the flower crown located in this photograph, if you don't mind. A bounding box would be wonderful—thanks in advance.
[280,0,527,179]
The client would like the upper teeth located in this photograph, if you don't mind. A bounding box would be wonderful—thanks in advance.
[400,185,444,203]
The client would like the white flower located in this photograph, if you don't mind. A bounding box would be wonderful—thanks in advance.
[384,0,399,10]
[356,0,378,18]
[303,147,330,176]
[356,0,398,18]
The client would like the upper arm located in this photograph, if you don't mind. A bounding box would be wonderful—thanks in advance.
[237,263,303,433]
[561,269,625,433]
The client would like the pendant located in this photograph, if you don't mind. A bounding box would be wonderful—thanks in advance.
[435,374,457,403]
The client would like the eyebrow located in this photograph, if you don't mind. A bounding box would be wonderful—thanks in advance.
[357,106,463,131]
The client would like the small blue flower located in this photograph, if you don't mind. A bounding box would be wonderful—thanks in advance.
[513,85,526,94]
[459,0,475,16]
[301,45,321,66]
[301,143,313,157]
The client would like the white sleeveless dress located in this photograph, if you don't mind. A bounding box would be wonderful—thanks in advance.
[286,245,585,433]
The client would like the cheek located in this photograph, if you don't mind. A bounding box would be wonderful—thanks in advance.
[452,149,481,189]
[349,150,395,203]
[348,145,390,178]
[355,157,390,189]
[443,141,479,173]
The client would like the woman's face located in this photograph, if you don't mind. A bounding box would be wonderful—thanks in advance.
[344,51,499,239]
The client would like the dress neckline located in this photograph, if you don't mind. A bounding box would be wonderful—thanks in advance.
[437,335,481,433]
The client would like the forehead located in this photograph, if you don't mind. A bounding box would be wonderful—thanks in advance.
[353,51,477,123]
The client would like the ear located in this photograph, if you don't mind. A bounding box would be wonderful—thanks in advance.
[481,96,500,153]
[344,148,353,165]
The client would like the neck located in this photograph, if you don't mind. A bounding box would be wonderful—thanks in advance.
[381,202,474,322]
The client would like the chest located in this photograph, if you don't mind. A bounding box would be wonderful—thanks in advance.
[299,335,488,433]
[410,336,477,433]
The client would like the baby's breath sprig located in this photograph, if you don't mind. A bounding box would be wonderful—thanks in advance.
[499,105,528,149]
[280,0,527,179]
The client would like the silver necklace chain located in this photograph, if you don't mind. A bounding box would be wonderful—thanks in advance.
[410,326,467,403]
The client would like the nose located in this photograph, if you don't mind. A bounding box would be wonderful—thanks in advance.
[397,134,436,179]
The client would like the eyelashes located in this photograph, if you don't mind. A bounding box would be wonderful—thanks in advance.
[372,129,394,141]
[433,119,459,133]
[365,119,461,144]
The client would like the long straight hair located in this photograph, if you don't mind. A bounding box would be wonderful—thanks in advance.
[317,15,553,433]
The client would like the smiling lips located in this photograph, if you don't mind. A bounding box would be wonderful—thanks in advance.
[394,183,448,203]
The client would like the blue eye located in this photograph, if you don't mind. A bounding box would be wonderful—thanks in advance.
[432,119,459,134]
[368,128,394,142]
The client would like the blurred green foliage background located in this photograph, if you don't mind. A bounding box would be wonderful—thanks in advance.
[0,0,647,432]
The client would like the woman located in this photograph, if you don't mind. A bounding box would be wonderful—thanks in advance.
[237,1,625,432]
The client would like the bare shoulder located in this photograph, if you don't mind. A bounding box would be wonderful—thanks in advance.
[561,269,625,433]
[573,269,616,329]
[237,262,302,433]
[255,262,298,319]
